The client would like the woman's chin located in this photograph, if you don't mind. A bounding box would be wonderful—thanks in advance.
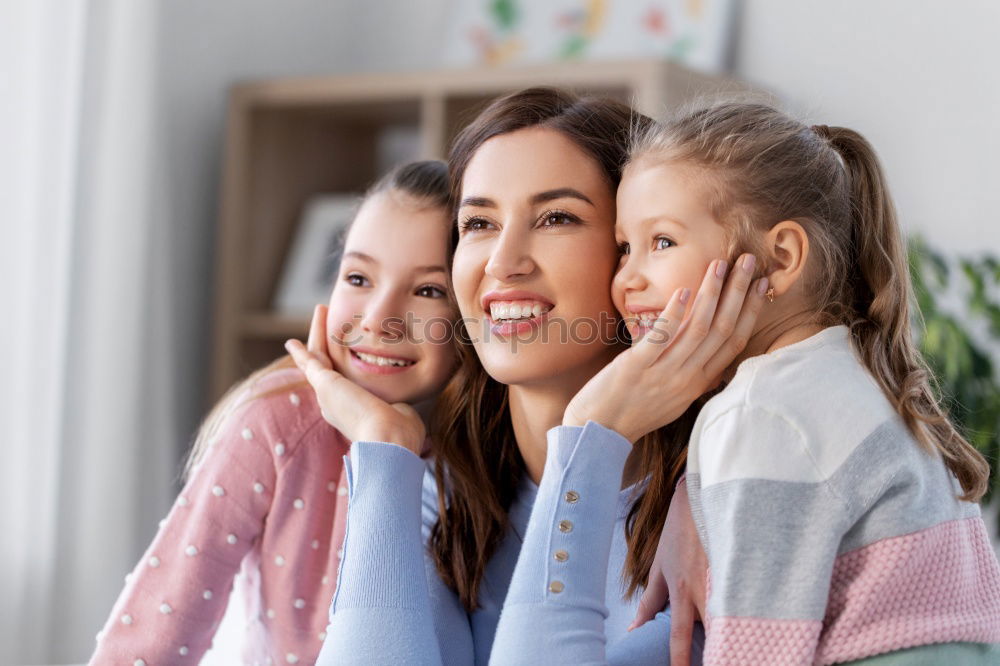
[475,343,600,389]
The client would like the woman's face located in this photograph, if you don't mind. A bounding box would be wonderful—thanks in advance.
[326,190,456,404]
[451,126,621,389]
[613,161,729,340]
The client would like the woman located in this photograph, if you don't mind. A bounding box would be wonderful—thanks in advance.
[287,88,763,664]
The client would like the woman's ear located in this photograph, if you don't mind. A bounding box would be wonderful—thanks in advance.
[764,221,810,298]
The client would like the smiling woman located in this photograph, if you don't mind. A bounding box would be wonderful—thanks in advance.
[306,87,763,666]
[453,127,621,393]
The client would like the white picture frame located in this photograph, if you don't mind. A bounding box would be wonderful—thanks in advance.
[273,194,360,316]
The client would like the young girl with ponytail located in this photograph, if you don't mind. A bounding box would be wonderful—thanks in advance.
[558,102,1000,664]
[90,161,457,666]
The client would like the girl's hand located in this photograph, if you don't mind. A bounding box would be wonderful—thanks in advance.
[564,255,766,441]
[284,304,425,455]
[628,477,707,665]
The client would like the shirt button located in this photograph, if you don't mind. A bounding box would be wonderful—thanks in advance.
[553,550,569,562]
[549,580,565,593]
[558,520,573,533]
[564,490,580,504]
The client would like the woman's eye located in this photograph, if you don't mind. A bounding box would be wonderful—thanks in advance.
[415,285,447,299]
[345,273,369,287]
[617,241,630,256]
[539,211,578,227]
[460,216,494,233]
[653,236,675,251]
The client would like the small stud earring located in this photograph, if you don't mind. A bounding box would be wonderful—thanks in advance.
[765,287,775,303]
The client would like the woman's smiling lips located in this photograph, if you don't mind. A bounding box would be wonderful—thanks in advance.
[348,345,418,375]
[481,289,555,338]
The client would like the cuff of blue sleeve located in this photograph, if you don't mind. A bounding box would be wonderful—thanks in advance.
[334,441,427,610]
[347,440,424,498]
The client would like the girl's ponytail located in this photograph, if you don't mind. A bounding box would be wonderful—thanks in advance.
[818,125,990,501]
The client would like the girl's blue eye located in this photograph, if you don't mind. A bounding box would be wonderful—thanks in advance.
[654,236,675,251]
[617,241,630,256]
[415,285,446,299]
[345,273,369,287]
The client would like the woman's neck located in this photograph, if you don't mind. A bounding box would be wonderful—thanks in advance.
[507,346,626,485]
[507,382,577,485]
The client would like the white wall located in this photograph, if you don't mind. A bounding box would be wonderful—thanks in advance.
[733,0,1000,255]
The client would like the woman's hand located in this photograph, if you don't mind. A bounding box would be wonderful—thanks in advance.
[564,255,766,441]
[628,477,707,665]
[285,304,426,455]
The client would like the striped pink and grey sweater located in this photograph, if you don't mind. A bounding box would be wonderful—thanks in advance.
[687,325,1000,665]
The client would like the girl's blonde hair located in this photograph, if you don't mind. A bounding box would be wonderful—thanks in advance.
[183,160,450,480]
[628,101,989,502]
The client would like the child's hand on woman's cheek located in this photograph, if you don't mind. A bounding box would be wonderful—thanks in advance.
[285,304,426,456]
[564,255,766,441]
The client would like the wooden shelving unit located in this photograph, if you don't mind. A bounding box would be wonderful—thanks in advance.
[209,59,747,402]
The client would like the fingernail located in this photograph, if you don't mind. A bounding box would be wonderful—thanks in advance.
[757,277,769,295]
[742,254,756,272]
[715,260,728,278]
[679,287,691,305]
[627,622,636,632]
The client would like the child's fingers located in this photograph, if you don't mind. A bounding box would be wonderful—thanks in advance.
[631,287,690,366]
[306,304,328,356]
[683,254,758,374]
[285,338,331,376]
[286,338,367,416]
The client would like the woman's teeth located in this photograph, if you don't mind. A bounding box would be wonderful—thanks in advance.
[353,351,414,367]
[489,300,552,322]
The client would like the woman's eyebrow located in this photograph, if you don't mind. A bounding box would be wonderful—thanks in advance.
[414,265,448,275]
[459,188,595,209]
[459,196,495,208]
[531,188,594,206]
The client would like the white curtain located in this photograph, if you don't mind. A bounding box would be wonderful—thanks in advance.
[1,1,178,663]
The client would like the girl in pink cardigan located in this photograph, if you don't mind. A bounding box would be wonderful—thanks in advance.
[90,160,458,666]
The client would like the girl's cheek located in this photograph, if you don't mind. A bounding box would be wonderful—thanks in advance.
[326,301,362,342]
[418,316,454,348]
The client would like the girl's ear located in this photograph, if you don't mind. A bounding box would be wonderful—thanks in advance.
[763,220,810,298]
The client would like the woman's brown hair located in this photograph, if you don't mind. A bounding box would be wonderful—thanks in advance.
[430,87,684,609]
[628,102,989,502]
[183,160,450,480]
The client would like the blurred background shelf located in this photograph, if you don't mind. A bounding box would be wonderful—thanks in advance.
[209,59,749,400]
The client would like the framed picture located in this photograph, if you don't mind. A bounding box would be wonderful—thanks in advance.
[443,0,736,73]
[273,194,360,315]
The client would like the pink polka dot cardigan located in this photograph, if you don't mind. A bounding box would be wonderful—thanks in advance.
[90,368,351,665]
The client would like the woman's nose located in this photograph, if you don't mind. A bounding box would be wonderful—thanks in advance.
[484,226,535,282]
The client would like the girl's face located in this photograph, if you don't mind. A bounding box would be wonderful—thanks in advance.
[326,190,456,404]
[613,162,729,340]
[451,127,621,389]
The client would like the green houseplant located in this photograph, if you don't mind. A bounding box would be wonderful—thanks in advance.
[909,236,1000,519]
